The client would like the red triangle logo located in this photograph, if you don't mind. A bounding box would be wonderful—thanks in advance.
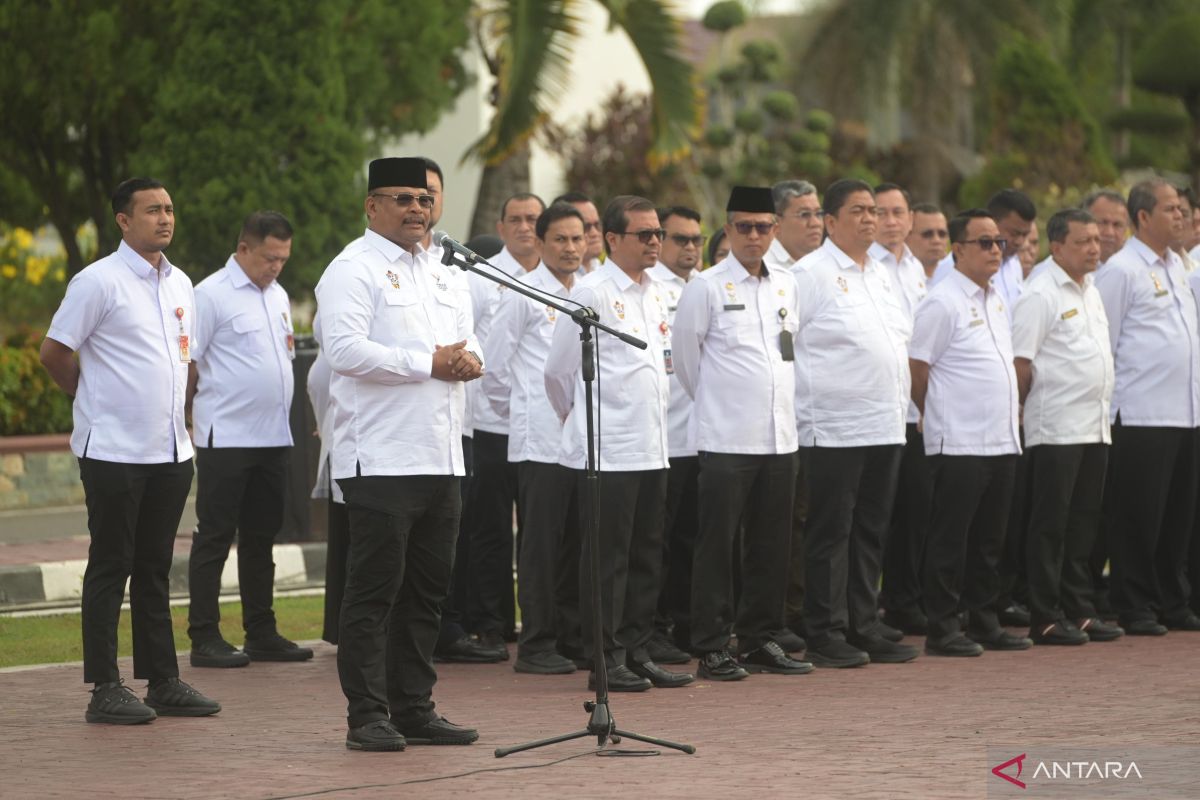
[992,753,1027,789]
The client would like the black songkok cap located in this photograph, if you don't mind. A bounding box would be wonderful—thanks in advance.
[368,157,428,191]
[726,185,775,214]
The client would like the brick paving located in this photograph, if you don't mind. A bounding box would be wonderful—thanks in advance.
[3,633,1198,799]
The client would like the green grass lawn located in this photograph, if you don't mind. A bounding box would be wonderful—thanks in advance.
[0,594,328,670]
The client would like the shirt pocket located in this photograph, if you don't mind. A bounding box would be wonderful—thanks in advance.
[231,313,265,353]
[716,309,756,347]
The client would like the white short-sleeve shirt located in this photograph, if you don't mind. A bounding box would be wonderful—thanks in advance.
[314,229,479,479]
[910,267,1021,456]
[647,263,696,458]
[671,254,799,455]
[793,239,909,447]
[469,247,534,436]
[46,241,195,464]
[1011,262,1113,447]
[1094,237,1200,427]
[869,241,927,424]
[192,256,295,448]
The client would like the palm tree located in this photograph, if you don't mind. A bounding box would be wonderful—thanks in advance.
[465,0,700,237]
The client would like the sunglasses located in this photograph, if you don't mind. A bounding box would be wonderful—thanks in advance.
[668,234,705,247]
[919,228,949,239]
[961,237,1008,251]
[619,228,666,244]
[582,221,601,233]
[732,221,776,236]
[370,192,435,209]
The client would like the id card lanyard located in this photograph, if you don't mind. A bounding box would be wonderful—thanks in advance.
[175,306,190,363]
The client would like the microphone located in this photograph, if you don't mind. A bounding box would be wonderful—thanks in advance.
[431,231,481,266]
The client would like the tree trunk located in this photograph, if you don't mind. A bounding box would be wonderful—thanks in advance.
[468,145,531,239]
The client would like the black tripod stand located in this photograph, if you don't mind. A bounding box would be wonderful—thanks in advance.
[435,239,694,758]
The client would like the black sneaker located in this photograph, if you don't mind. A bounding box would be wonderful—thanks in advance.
[738,641,814,674]
[588,664,652,692]
[477,631,510,661]
[998,603,1031,627]
[807,640,870,669]
[1076,617,1123,642]
[435,634,507,663]
[697,649,750,681]
[189,638,250,668]
[244,632,315,662]
[86,681,156,725]
[144,678,221,717]
[969,629,1033,651]
[1029,620,1088,646]
[873,620,905,643]
[514,651,577,674]
[646,630,692,665]
[394,716,479,745]
[1123,619,1168,636]
[847,634,919,664]
[924,633,984,657]
[1165,613,1200,632]
[772,628,807,654]
[346,720,407,751]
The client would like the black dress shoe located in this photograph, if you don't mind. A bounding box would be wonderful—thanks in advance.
[998,603,1031,627]
[1123,619,1168,636]
[628,659,695,687]
[190,638,250,668]
[738,641,814,674]
[646,631,692,665]
[970,629,1033,651]
[434,635,507,663]
[924,633,983,657]
[882,607,928,636]
[514,651,577,674]
[807,640,869,669]
[145,678,221,717]
[697,649,749,681]
[1077,617,1123,642]
[588,664,652,692]
[394,716,479,745]
[1165,613,1200,631]
[848,634,919,664]
[874,621,905,643]
[346,720,406,751]
[86,681,156,725]
[1029,620,1088,646]
[772,628,807,654]
[243,633,314,662]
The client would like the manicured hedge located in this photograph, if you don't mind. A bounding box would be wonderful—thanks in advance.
[0,331,73,436]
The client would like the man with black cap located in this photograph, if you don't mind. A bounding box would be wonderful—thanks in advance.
[315,156,482,751]
[672,186,810,680]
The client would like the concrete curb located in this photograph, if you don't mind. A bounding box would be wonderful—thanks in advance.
[0,542,327,611]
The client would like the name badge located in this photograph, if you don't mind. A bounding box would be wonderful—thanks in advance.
[969,319,985,328]
[179,335,191,362]
[723,303,745,311]
[664,348,675,374]
[780,330,795,361]
[1061,308,1079,320]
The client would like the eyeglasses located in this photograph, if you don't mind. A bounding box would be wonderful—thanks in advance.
[668,234,705,247]
[619,228,666,244]
[732,221,776,236]
[370,192,435,209]
[582,221,601,233]
[919,228,949,239]
[784,211,823,222]
[960,237,1008,251]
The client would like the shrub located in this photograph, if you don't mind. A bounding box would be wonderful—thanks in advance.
[0,330,73,436]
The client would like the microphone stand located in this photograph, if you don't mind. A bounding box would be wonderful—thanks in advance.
[439,247,694,758]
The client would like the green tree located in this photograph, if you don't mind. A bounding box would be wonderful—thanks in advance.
[465,0,700,237]
[0,0,470,288]
[1133,12,1200,190]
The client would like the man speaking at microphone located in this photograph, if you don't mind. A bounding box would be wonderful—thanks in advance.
[315,157,482,751]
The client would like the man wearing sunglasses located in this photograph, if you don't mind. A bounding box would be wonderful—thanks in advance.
[907,203,949,279]
[545,195,689,692]
[315,157,482,751]
[909,209,1028,658]
[765,179,824,273]
[673,186,810,680]
[646,206,705,665]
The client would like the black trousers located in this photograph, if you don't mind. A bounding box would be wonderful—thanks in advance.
[188,446,289,643]
[1024,443,1107,627]
[1107,424,1200,624]
[784,451,809,632]
[655,455,699,643]
[336,475,459,729]
[924,454,1017,640]
[691,452,796,654]
[438,436,474,649]
[515,461,581,658]
[321,494,349,645]
[461,430,518,636]
[802,444,902,644]
[578,469,667,666]
[996,443,1031,610]
[881,424,931,616]
[79,457,193,684]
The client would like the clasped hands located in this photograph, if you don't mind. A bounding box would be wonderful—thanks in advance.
[432,340,483,382]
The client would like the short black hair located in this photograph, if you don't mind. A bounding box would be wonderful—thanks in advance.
[602,195,657,255]
[111,177,166,216]
[986,188,1037,222]
[911,202,942,215]
[949,208,994,244]
[499,192,545,221]
[658,205,702,227]
[823,178,873,217]
[1179,185,1197,208]
[536,202,585,239]
[1127,178,1174,230]
[421,157,444,188]
[1046,209,1095,244]
[873,182,912,209]
[707,228,727,265]
[552,191,593,206]
[239,210,294,245]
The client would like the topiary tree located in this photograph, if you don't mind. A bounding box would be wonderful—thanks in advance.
[1133,13,1200,190]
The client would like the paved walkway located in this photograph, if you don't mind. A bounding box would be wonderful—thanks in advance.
[3,633,1198,799]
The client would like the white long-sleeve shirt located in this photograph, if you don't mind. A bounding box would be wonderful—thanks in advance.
[314,228,478,478]
[544,260,670,471]
[671,254,799,455]
[869,241,926,424]
[469,247,534,436]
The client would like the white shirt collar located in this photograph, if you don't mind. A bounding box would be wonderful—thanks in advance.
[117,239,175,278]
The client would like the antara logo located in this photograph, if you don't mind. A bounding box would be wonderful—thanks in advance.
[991,753,1144,788]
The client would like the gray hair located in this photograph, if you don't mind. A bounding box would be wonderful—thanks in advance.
[1046,209,1095,244]
[1127,178,1174,230]
[1082,189,1124,212]
[772,180,817,216]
